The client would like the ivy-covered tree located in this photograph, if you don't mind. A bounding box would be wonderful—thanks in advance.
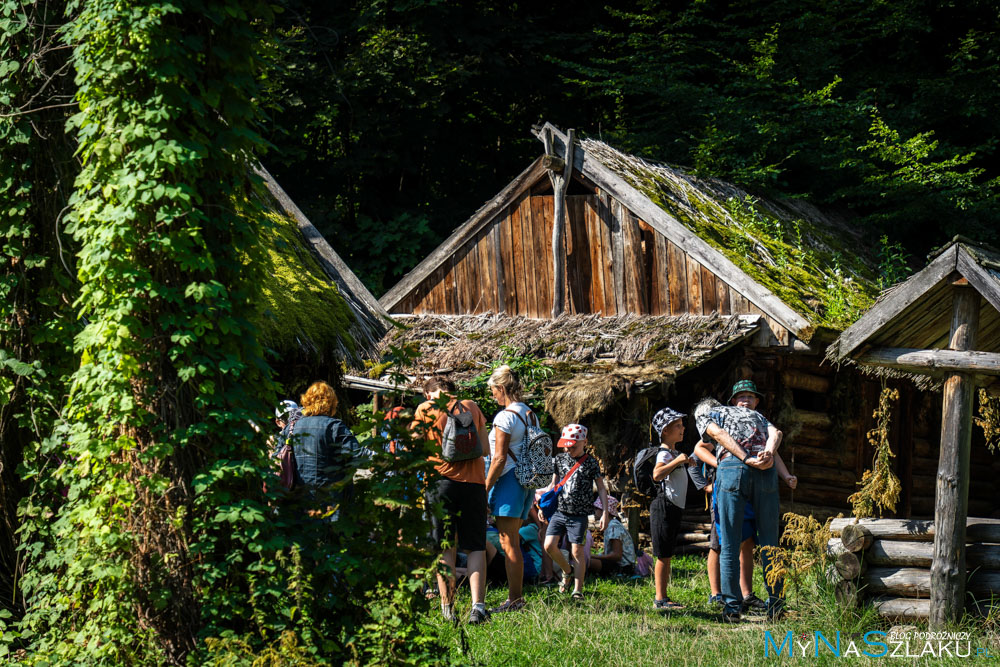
[1,1,443,664]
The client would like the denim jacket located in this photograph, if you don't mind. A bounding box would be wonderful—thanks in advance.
[284,415,362,498]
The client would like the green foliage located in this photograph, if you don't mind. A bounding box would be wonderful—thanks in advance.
[1,1,449,664]
[876,234,912,290]
[565,0,1000,256]
[461,345,554,419]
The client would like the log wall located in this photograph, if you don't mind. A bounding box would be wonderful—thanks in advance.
[394,186,790,343]
[828,517,1000,618]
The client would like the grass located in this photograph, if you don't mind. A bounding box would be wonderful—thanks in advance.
[424,555,1000,666]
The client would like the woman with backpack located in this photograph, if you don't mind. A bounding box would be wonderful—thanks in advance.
[288,381,365,513]
[411,377,491,624]
[484,364,535,613]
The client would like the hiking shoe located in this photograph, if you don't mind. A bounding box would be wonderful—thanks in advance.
[441,603,455,622]
[469,604,491,625]
[708,594,723,607]
[721,611,742,623]
[489,598,526,614]
[742,592,767,613]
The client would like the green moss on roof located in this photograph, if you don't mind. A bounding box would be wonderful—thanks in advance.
[251,210,357,358]
[584,140,880,331]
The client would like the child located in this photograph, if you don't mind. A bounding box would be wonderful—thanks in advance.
[543,424,609,600]
[650,407,689,610]
[588,496,637,577]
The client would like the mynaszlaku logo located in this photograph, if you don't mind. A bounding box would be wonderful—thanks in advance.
[764,630,989,658]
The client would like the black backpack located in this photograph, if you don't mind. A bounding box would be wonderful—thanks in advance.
[633,446,661,497]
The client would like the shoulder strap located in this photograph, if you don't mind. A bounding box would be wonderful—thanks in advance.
[504,407,528,428]
[502,407,530,463]
[554,454,588,492]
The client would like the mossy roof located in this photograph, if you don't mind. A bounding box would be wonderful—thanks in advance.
[582,139,881,332]
[249,169,388,367]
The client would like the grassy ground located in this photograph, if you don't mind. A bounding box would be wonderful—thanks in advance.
[425,555,1000,666]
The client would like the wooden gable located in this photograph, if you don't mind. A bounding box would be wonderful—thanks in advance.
[382,125,819,347]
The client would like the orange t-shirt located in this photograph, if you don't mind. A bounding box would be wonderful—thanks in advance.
[412,398,487,485]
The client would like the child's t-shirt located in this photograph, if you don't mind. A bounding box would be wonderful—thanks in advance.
[603,517,637,568]
[655,446,688,509]
[553,452,602,516]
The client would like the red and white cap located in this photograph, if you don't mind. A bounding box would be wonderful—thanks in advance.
[557,423,588,448]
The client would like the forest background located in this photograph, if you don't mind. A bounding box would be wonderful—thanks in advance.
[267,0,1000,296]
[2,0,999,664]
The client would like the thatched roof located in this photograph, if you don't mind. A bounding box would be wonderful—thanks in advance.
[253,166,388,366]
[577,135,880,332]
[378,312,761,426]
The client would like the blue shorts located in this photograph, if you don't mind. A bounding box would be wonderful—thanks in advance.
[545,511,588,545]
[489,469,533,520]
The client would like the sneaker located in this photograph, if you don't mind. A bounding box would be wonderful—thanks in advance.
[767,605,786,622]
[742,592,767,613]
[469,604,490,625]
[489,598,526,614]
[721,611,741,623]
[708,594,723,607]
[441,603,455,622]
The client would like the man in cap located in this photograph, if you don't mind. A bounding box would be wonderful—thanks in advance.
[694,385,784,622]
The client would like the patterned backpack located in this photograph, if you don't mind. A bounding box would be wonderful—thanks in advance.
[504,408,555,489]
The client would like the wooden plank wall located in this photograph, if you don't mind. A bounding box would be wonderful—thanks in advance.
[396,185,792,345]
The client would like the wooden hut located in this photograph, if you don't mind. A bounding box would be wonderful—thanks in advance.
[378,123,900,519]
[827,238,1000,625]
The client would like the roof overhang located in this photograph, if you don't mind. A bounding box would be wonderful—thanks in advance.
[829,241,1000,365]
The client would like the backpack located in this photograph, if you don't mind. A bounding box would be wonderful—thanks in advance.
[279,417,300,490]
[505,408,555,489]
[633,445,661,497]
[438,402,482,462]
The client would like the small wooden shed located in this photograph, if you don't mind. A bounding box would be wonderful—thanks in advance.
[828,238,1000,626]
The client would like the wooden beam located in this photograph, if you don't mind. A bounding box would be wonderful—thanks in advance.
[957,246,1000,314]
[931,284,980,627]
[830,516,1000,542]
[532,123,812,337]
[856,347,1000,376]
[380,157,548,311]
[831,244,959,362]
[545,128,575,318]
[868,539,1000,569]
[541,154,565,172]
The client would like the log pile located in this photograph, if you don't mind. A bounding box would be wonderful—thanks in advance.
[828,516,1000,618]
[673,513,712,555]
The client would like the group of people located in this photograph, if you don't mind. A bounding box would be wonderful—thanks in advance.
[272,370,798,626]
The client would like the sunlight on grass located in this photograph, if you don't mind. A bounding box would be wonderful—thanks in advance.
[426,555,1000,666]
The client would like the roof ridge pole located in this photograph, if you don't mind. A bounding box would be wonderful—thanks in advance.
[930,280,980,628]
[545,127,575,318]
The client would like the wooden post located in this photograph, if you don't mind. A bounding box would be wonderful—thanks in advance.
[930,284,980,628]
[544,128,574,318]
